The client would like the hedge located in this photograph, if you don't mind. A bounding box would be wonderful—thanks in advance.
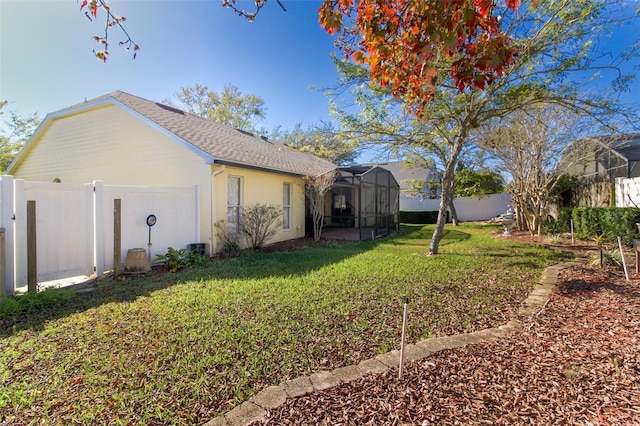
[571,207,640,245]
[543,207,573,234]
[399,210,448,224]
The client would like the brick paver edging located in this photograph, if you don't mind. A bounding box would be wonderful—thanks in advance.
[203,260,584,426]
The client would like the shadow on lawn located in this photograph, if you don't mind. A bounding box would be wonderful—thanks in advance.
[0,225,506,337]
[388,227,471,247]
[0,239,380,337]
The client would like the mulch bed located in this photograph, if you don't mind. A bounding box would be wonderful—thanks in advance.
[256,234,640,425]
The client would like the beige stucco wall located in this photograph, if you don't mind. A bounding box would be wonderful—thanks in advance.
[211,165,306,251]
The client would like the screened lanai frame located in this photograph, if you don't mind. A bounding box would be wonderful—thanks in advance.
[327,165,400,240]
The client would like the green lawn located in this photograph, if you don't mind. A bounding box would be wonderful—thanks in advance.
[0,224,566,425]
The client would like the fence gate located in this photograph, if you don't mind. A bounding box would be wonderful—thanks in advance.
[0,176,199,295]
[13,180,96,289]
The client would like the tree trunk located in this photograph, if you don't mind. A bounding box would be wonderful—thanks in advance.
[429,135,464,255]
[429,196,450,255]
[312,194,325,241]
[449,199,459,226]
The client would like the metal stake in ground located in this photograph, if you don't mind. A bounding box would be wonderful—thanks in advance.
[399,297,410,380]
[618,236,630,281]
[570,219,574,246]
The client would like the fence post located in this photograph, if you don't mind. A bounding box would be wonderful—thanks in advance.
[0,228,5,297]
[27,200,37,293]
[113,199,121,278]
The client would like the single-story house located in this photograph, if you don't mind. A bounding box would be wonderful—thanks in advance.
[6,91,337,254]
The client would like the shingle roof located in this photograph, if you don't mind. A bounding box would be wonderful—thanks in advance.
[68,91,337,177]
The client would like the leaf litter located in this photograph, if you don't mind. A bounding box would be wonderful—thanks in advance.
[258,265,640,425]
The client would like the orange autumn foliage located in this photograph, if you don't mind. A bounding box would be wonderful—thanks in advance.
[318,0,522,117]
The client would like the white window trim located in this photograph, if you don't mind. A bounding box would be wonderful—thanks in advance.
[283,182,291,231]
[227,176,242,237]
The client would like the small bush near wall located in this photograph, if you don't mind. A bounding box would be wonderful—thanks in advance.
[572,207,640,245]
[543,207,573,234]
[400,210,449,224]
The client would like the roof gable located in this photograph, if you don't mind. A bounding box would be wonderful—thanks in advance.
[11,91,336,177]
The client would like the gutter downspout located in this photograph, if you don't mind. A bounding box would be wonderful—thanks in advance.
[210,165,226,257]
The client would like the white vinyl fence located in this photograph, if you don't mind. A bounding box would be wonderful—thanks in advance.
[452,193,513,222]
[1,175,199,295]
[400,192,512,221]
[615,176,640,208]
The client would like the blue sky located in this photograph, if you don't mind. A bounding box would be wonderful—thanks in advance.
[1,0,340,133]
[1,0,639,140]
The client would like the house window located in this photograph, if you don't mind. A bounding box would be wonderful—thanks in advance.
[334,194,346,210]
[283,182,291,230]
[227,176,242,237]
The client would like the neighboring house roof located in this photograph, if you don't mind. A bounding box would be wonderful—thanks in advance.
[11,91,336,177]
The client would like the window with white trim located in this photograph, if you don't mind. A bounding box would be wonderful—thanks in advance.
[283,182,291,230]
[227,176,242,237]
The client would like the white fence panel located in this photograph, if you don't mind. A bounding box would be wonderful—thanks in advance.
[452,193,512,222]
[615,176,640,207]
[1,176,14,295]
[400,192,512,222]
[399,193,441,212]
[101,185,199,271]
[16,180,94,285]
[0,177,200,295]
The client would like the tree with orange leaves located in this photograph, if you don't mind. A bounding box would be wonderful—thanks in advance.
[221,0,522,114]
[317,0,522,116]
[80,0,638,255]
[324,0,638,254]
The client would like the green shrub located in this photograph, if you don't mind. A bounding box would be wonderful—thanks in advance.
[543,207,572,235]
[155,247,208,272]
[400,210,448,224]
[572,207,640,245]
[219,240,241,258]
[155,247,189,272]
[542,219,565,235]
[185,250,207,267]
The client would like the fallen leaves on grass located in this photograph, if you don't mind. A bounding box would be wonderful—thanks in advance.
[258,265,640,425]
